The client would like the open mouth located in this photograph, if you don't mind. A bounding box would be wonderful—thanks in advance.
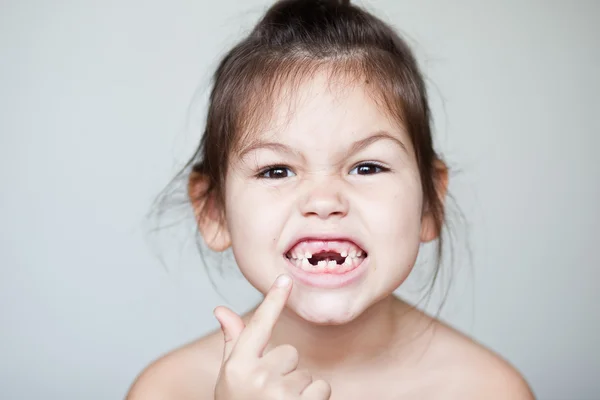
[285,239,368,274]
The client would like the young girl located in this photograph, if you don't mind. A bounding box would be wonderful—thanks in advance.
[128,0,533,398]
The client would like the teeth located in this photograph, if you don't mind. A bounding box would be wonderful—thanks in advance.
[288,242,366,267]
[293,254,365,273]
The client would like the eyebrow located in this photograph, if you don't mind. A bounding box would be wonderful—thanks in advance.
[347,130,407,156]
[237,130,407,160]
[237,141,305,161]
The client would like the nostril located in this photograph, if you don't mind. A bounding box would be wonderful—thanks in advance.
[300,190,349,219]
[304,208,347,219]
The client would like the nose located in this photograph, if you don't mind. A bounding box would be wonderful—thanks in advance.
[299,178,349,220]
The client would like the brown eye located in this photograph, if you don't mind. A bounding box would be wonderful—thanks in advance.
[259,166,295,179]
[350,163,387,175]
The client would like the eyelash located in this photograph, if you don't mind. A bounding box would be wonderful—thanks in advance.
[256,165,295,179]
[256,162,390,179]
[350,162,390,176]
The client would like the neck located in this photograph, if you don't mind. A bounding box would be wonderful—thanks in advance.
[263,295,413,370]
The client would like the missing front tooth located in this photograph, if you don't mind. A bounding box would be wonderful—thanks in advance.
[309,251,346,266]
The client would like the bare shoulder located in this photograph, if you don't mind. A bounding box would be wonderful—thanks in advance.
[423,319,535,399]
[126,329,224,400]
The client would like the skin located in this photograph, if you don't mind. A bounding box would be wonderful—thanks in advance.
[127,71,535,399]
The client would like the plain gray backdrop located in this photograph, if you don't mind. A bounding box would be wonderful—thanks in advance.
[1,0,599,399]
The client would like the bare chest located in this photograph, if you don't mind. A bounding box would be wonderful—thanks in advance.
[324,369,442,400]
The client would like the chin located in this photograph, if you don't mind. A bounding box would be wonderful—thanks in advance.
[287,290,366,326]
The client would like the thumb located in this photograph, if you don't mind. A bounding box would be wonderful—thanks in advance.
[214,306,245,362]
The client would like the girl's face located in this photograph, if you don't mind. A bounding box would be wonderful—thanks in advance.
[222,72,430,324]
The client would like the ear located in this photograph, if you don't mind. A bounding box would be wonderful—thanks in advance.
[420,159,449,243]
[188,171,231,252]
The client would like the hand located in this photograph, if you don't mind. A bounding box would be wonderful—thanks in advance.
[213,274,332,400]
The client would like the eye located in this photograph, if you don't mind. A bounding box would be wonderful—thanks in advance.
[258,166,296,179]
[349,162,389,175]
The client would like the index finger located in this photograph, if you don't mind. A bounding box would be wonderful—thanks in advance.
[234,274,292,358]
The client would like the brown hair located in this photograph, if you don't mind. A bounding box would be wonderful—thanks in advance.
[152,0,459,301]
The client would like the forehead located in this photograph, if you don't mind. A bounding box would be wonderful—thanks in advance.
[235,68,407,155]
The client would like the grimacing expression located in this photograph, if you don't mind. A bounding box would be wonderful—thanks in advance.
[204,71,438,325]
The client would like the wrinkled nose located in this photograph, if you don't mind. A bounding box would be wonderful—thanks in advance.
[299,179,349,220]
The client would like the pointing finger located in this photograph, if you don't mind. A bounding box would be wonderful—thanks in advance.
[235,274,292,357]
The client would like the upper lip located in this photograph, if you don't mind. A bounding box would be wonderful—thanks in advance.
[283,233,367,256]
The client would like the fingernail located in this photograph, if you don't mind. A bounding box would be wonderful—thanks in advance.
[275,274,291,288]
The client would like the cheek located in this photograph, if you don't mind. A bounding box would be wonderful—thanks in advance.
[364,173,424,267]
[367,171,423,228]
[224,182,288,289]
[227,184,288,239]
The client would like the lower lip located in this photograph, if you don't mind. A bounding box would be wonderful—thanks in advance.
[284,256,370,289]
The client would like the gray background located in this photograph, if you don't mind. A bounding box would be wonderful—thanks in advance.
[1,0,599,399]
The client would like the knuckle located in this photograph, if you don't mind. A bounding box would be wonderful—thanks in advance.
[314,379,332,396]
[251,367,270,389]
[281,344,299,361]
